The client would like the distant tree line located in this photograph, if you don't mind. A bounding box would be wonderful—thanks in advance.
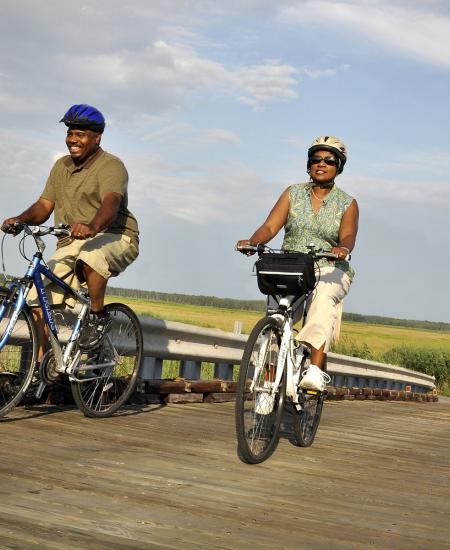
[342,312,450,332]
[106,286,450,331]
[106,286,266,312]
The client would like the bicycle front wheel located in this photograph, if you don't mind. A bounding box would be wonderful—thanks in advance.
[71,303,143,418]
[235,316,286,464]
[0,289,37,417]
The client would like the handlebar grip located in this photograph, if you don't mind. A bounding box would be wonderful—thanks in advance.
[1,221,25,235]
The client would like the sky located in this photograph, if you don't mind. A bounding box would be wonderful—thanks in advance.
[0,0,449,323]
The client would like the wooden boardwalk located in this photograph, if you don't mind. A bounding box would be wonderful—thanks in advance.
[1,398,449,550]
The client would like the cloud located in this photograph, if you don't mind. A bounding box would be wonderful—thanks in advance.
[0,4,300,127]
[124,151,277,225]
[198,128,241,144]
[142,123,193,143]
[301,64,350,79]
[281,1,450,70]
[53,42,299,112]
[344,175,450,206]
[235,61,299,108]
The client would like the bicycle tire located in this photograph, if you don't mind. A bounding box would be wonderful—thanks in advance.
[0,289,38,418]
[292,356,325,447]
[71,303,143,418]
[235,316,287,464]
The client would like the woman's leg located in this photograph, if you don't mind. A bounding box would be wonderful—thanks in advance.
[310,343,326,369]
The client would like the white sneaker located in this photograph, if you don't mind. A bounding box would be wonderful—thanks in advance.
[299,364,331,392]
[254,381,275,415]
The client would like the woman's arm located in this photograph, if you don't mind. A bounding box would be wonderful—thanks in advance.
[236,187,290,250]
[332,199,359,258]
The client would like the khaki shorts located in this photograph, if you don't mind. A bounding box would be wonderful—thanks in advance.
[27,233,139,308]
[296,266,351,353]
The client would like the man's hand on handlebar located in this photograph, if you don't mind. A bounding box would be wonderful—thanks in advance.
[1,218,24,236]
[71,223,98,240]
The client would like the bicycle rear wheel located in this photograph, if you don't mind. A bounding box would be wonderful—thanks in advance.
[0,289,37,417]
[293,357,325,447]
[71,303,143,418]
[235,316,286,464]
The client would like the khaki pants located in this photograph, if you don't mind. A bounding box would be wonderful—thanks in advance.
[296,266,351,352]
[27,233,139,308]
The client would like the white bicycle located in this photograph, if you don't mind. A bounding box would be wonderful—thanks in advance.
[235,244,346,464]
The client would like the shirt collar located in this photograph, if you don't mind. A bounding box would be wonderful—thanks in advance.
[63,147,104,173]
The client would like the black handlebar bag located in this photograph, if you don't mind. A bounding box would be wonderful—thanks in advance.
[254,252,316,296]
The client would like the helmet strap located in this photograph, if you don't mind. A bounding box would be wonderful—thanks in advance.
[316,180,335,189]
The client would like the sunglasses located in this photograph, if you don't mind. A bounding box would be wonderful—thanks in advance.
[310,156,338,166]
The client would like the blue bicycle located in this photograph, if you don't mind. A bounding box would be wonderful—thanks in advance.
[0,222,143,418]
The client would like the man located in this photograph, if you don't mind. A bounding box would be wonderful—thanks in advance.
[2,104,139,354]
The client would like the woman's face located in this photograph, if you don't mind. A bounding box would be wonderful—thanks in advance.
[309,149,338,185]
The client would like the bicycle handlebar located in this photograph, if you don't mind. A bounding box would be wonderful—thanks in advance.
[235,243,351,262]
[1,222,71,238]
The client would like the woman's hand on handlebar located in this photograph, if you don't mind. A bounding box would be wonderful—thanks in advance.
[235,239,257,256]
[330,246,351,262]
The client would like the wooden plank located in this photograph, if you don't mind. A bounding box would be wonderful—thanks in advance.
[189,379,224,393]
[0,400,449,549]
[164,393,203,404]
[204,392,236,403]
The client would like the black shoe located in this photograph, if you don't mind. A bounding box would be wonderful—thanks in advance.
[79,311,111,349]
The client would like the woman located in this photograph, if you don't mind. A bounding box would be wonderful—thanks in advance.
[236,135,359,391]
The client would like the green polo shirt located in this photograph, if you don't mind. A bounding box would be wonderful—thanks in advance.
[41,148,139,246]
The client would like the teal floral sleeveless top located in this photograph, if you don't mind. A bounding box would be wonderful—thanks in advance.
[282,183,355,279]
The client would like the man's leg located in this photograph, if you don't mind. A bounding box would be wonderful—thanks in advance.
[81,261,108,312]
[30,307,49,362]
[77,261,111,348]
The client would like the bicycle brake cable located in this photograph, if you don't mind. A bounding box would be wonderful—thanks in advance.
[19,233,30,262]
[1,232,8,281]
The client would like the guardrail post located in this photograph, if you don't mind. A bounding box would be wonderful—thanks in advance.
[140,357,163,380]
[214,363,234,381]
[180,360,201,380]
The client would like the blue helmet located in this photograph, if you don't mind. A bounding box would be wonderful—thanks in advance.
[60,104,105,133]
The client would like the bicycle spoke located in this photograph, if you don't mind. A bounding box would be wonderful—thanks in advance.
[0,292,37,417]
[235,317,286,464]
[71,303,143,417]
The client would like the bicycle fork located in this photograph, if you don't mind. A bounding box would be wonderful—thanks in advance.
[251,317,289,398]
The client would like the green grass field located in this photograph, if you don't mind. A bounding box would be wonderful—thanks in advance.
[105,295,450,394]
[106,295,450,356]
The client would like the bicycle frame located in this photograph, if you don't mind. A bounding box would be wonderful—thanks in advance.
[251,295,308,409]
[0,249,90,374]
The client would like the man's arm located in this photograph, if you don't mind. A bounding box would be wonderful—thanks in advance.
[71,192,122,239]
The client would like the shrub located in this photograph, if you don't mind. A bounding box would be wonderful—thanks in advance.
[331,338,374,360]
[381,347,450,388]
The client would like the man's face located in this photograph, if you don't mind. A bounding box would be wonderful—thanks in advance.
[65,127,101,164]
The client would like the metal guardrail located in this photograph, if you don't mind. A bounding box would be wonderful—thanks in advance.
[138,316,436,393]
[7,312,436,393]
